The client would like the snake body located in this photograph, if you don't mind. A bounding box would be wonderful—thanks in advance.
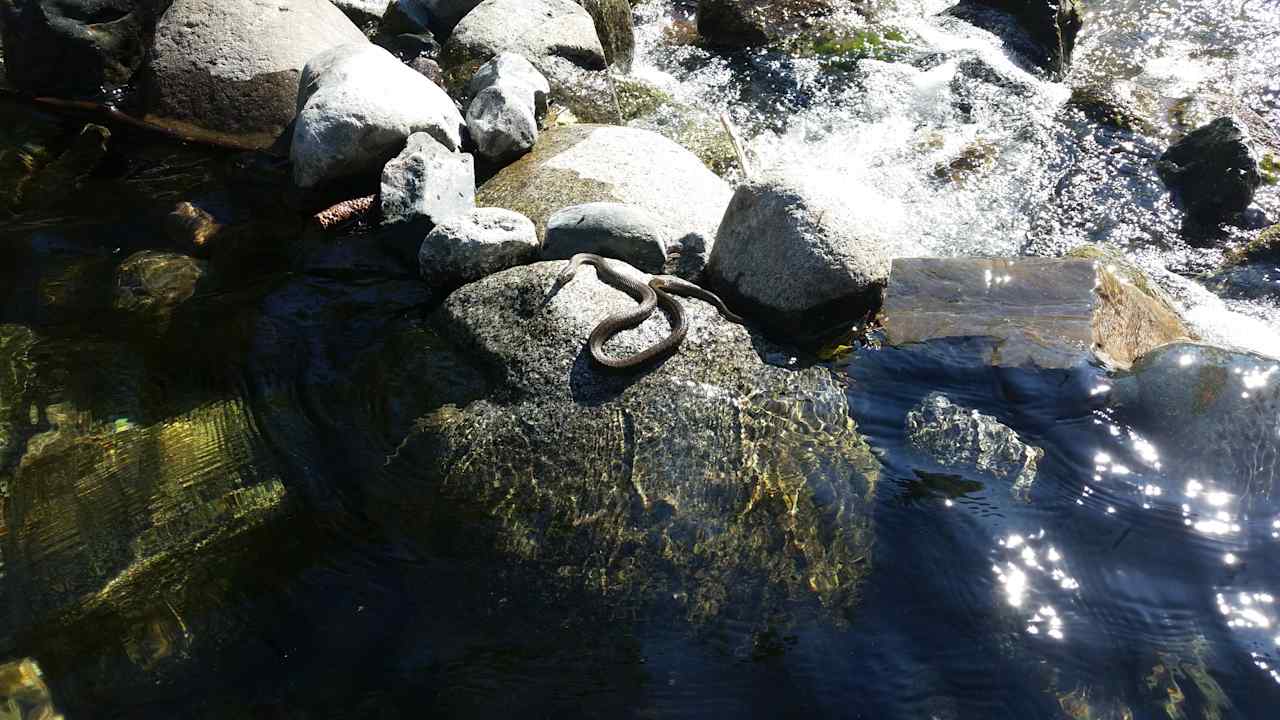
[550,253,744,369]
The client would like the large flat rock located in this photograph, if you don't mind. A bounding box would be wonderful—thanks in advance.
[880,257,1189,369]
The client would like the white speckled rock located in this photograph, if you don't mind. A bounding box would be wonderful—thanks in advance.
[380,132,476,227]
[291,43,465,188]
[419,207,539,287]
[146,0,368,149]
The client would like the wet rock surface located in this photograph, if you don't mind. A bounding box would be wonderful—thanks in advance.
[696,0,837,49]
[112,250,210,318]
[543,202,670,272]
[946,0,1083,80]
[880,257,1189,369]
[572,0,634,70]
[1157,116,1263,223]
[379,131,475,227]
[418,207,539,289]
[905,392,1042,501]
[440,0,620,123]
[476,124,732,267]
[466,81,541,164]
[708,173,904,334]
[291,43,465,188]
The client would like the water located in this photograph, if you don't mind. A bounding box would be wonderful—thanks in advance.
[3,0,1280,717]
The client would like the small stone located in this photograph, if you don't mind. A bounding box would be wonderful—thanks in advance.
[1157,116,1262,222]
[906,393,1042,501]
[380,132,476,227]
[466,85,539,163]
[418,207,539,287]
[543,202,670,272]
[467,52,550,120]
[113,251,210,316]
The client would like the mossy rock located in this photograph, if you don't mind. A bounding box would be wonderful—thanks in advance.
[931,140,998,185]
[614,75,738,177]
[1262,152,1279,185]
[1067,81,1157,134]
[788,25,913,70]
[1224,223,1280,266]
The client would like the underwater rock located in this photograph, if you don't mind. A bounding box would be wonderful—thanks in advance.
[147,0,368,149]
[0,658,61,720]
[1157,116,1262,223]
[946,0,1082,80]
[708,173,902,334]
[543,202,670,272]
[1110,343,1280,510]
[880,257,1189,370]
[10,123,110,214]
[1224,223,1280,266]
[392,260,879,629]
[112,251,210,318]
[292,43,465,188]
[379,131,475,227]
[1065,80,1157,135]
[572,0,634,70]
[418,207,539,289]
[906,393,1041,501]
[476,125,731,264]
[465,55,546,164]
[440,0,620,123]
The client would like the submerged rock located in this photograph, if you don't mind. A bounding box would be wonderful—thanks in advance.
[112,251,210,318]
[946,0,1082,80]
[543,202,670,272]
[467,52,550,120]
[440,0,620,123]
[476,124,732,269]
[379,131,476,227]
[707,173,903,334]
[880,257,1190,370]
[11,123,110,214]
[906,393,1042,501]
[291,43,465,188]
[1110,343,1280,510]
[381,260,880,629]
[418,207,538,289]
[1157,116,1262,223]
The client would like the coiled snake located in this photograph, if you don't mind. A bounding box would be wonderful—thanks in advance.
[548,253,744,369]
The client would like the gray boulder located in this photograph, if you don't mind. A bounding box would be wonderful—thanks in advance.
[380,131,476,227]
[147,0,368,149]
[1157,116,1262,222]
[418,207,539,287]
[291,43,466,188]
[477,124,732,275]
[1110,343,1280,511]
[906,393,1042,501]
[946,0,1083,80]
[881,256,1190,370]
[441,0,620,123]
[543,202,670,272]
[467,52,550,120]
[376,261,880,632]
[466,86,539,164]
[706,173,903,331]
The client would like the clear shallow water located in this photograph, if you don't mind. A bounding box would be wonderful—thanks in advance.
[2,1,1280,717]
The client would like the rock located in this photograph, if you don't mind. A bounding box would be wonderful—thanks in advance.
[330,0,390,26]
[12,123,110,213]
[0,0,161,98]
[467,52,550,120]
[477,125,731,274]
[1065,80,1157,134]
[696,0,836,49]
[616,75,738,177]
[376,260,880,629]
[291,43,466,188]
[880,257,1190,370]
[146,0,368,149]
[440,0,620,123]
[1109,343,1280,509]
[543,202,670,272]
[393,0,481,35]
[418,207,538,288]
[706,174,899,332]
[379,131,476,227]
[0,658,60,719]
[465,56,548,164]
[1224,224,1280,266]
[1157,116,1262,223]
[112,251,210,317]
[573,0,634,70]
[946,0,1082,80]
[905,393,1042,501]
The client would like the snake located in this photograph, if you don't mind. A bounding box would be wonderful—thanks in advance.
[548,253,744,369]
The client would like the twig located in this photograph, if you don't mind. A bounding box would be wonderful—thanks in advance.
[719,112,754,179]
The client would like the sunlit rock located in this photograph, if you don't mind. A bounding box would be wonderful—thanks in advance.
[1110,343,1280,510]
[905,393,1041,501]
[880,257,1190,370]
[380,260,879,629]
[477,124,731,273]
[615,75,738,178]
[440,0,620,123]
[946,0,1083,81]
[418,207,538,289]
[379,131,475,227]
[543,202,670,272]
[1157,116,1262,223]
[572,0,634,70]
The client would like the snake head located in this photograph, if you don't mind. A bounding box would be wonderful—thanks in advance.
[539,260,579,310]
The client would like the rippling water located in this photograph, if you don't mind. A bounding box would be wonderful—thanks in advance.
[3,0,1280,717]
